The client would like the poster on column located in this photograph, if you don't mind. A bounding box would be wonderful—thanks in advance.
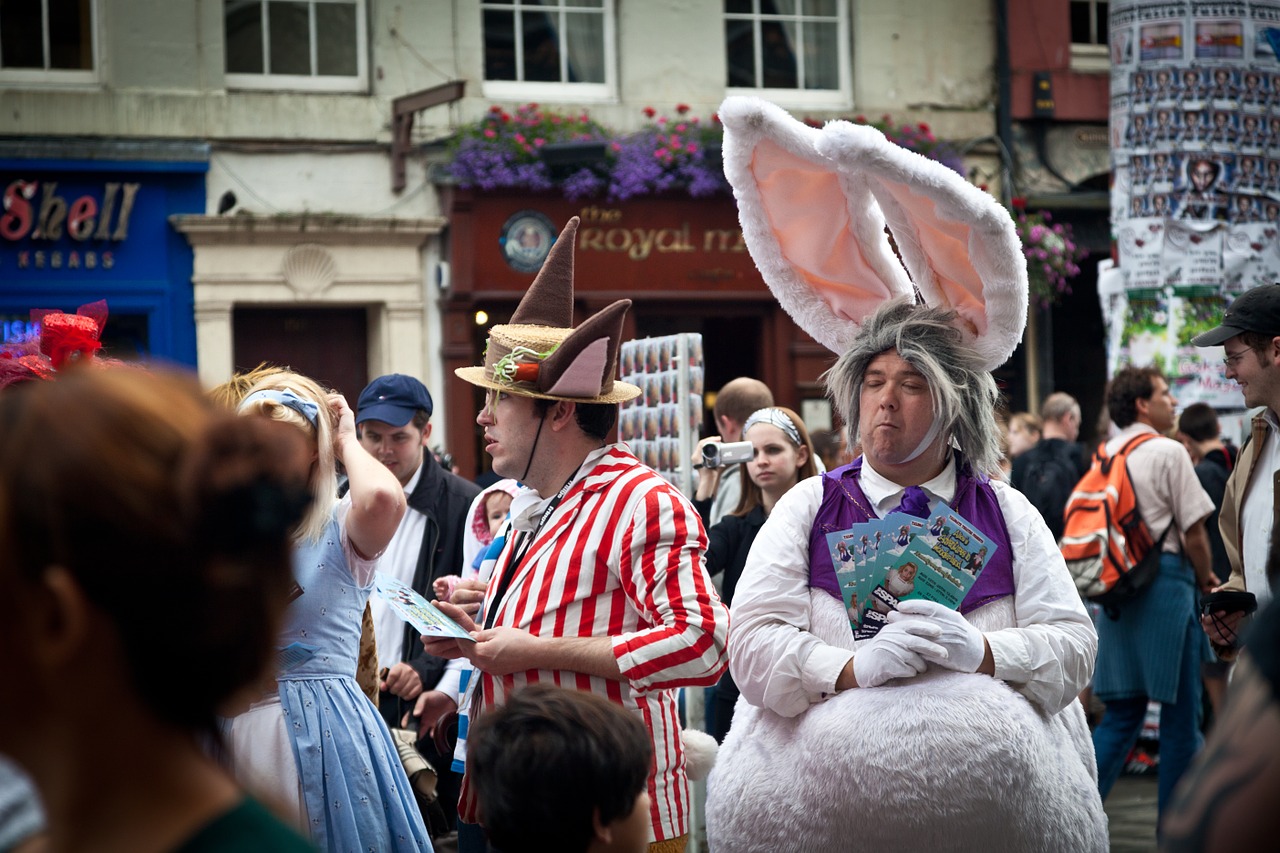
[1108,0,1280,404]
[617,334,703,496]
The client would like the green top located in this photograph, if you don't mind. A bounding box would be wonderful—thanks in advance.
[173,797,315,853]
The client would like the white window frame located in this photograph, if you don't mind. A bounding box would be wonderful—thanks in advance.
[480,0,616,104]
[224,0,368,93]
[0,0,99,87]
[724,0,852,110]
[1068,0,1110,72]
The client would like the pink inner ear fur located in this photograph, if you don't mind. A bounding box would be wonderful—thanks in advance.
[546,337,610,397]
[876,181,988,334]
[753,139,901,323]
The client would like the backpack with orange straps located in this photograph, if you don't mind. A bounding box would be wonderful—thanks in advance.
[1060,433,1172,614]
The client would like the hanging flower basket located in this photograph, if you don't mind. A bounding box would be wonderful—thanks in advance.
[1012,202,1087,307]
[447,104,967,202]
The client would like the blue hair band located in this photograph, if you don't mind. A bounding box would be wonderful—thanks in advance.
[239,388,320,427]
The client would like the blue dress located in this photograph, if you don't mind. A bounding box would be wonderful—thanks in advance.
[277,513,432,852]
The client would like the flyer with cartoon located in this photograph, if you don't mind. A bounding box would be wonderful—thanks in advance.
[846,505,996,640]
[375,573,476,642]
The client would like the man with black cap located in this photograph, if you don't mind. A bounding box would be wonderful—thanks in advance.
[352,372,480,834]
[1192,283,1280,649]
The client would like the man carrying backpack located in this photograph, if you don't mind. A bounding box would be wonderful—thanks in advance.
[1090,366,1216,820]
[1011,392,1089,541]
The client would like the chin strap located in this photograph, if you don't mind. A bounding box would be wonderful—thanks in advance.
[901,416,944,464]
[521,407,548,483]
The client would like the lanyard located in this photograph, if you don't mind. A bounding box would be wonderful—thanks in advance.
[483,473,576,630]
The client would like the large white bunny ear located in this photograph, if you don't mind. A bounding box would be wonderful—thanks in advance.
[817,121,1028,371]
[719,96,915,354]
[720,96,1028,371]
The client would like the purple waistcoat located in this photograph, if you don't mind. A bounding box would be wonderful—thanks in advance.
[808,456,1015,615]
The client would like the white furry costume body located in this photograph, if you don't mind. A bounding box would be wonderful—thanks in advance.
[706,467,1107,853]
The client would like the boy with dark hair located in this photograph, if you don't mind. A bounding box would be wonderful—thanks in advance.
[468,685,653,853]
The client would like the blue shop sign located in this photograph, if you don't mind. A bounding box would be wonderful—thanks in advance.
[0,157,206,365]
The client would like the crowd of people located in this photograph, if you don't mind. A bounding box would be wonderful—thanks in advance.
[3,95,1279,853]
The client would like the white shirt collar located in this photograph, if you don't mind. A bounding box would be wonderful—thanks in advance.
[859,455,957,517]
[402,460,424,496]
[509,445,612,532]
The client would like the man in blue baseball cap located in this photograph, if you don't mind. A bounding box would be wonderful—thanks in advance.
[352,373,480,837]
[1191,283,1280,652]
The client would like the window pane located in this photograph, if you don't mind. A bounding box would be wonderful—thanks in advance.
[760,20,796,88]
[725,0,753,13]
[762,0,795,15]
[803,21,837,89]
[315,2,355,76]
[268,1,311,75]
[520,8,560,82]
[226,0,264,73]
[804,0,837,15]
[564,0,603,7]
[725,17,755,86]
[48,0,91,69]
[1069,1,1090,45]
[1095,3,1109,46]
[564,11,604,83]
[1,0,44,68]
[483,9,516,80]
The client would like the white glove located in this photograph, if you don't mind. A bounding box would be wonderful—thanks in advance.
[852,620,945,688]
[888,599,987,673]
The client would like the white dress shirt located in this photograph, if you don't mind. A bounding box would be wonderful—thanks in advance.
[729,456,1097,717]
[1241,410,1279,609]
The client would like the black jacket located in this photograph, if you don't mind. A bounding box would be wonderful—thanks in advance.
[706,505,767,609]
[1194,445,1238,583]
[399,461,482,688]
[344,459,480,727]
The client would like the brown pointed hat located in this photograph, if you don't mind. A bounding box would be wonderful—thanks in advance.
[455,217,641,404]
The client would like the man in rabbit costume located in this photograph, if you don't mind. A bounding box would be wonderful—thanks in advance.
[705,98,1106,851]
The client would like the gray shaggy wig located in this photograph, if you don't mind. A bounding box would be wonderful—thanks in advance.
[824,298,1003,477]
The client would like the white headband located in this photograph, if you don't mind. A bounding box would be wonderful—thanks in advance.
[743,407,803,447]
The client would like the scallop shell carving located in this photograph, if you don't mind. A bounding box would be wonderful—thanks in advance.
[283,244,337,295]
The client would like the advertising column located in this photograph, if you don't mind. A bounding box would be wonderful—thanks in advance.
[1109,0,1280,407]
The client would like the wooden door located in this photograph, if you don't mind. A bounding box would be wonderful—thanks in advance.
[233,307,369,403]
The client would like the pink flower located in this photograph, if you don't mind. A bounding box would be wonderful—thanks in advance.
[514,133,526,144]
[533,137,545,147]
[483,128,496,138]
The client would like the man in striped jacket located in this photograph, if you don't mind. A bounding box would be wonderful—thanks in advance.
[428,217,730,853]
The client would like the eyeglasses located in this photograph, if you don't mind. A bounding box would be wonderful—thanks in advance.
[1222,349,1251,368]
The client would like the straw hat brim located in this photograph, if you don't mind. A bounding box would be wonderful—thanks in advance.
[455,366,641,404]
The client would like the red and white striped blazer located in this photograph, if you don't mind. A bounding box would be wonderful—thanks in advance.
[458,444,730,841]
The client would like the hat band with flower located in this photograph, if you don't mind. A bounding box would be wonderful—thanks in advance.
[456,216,640,404]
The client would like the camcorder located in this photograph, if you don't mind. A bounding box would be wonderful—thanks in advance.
[701,441,754,469]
